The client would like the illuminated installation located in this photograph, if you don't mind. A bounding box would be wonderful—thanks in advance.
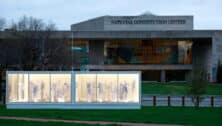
[6,71,141,109]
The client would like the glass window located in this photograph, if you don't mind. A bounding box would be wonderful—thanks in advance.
[104,39,192,64]
[51,74,71,102]
[75,74,97,102]
[29,74,50,102]
[8,74,28,102]
[118,74,139,102]
[97,74,118,102]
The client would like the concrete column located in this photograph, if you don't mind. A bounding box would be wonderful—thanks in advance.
[160,70,166,82]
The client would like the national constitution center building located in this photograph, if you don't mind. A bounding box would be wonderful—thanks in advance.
[1,14,222,82]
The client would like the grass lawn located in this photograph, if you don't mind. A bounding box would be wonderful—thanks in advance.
[0,105,222,126]
[0,119,104,126]
[142,82,222,95]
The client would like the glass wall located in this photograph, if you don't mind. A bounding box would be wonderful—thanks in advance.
[104,39,192,64]
[8,72,140,104]
[8,73,71,103]
[75,73,139,103]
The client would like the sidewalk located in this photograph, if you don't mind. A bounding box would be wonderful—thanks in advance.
[0,116,181,126]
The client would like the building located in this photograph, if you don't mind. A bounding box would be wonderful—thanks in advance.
[1,14,222,82]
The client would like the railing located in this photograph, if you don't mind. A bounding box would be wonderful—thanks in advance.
[142,95,222,107]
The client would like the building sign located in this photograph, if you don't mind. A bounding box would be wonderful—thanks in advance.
[111,19,186,25]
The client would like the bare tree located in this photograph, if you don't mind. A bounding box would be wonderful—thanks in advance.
[8,16,57,70]
[0,18,6,31]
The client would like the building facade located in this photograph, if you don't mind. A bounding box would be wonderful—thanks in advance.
[0,14,222,82]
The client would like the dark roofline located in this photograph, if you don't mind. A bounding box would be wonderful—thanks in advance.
[1,30,222,40]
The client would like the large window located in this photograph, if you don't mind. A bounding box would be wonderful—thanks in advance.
[8,73,71,103]
[104,39,192,64]
[75,73,139,103]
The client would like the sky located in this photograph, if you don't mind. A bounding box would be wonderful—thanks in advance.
[0,0,222,30]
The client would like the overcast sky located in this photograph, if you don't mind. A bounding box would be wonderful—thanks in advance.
[0,0,222,30]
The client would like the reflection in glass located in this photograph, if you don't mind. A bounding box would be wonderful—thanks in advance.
[29,74,50,102]
[51,74,71,102]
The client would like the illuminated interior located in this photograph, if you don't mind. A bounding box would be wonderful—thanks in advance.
[50,74,71,102]
[8,73,71,103]
[8,74,29,102]
[8,72,139,104]
[75,73,139,103]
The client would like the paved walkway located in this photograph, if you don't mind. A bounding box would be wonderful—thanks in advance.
[0,116,180,126]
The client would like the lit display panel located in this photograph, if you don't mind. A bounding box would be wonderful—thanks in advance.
[8,73,71,103]
[75,73,139,103]
[7,72,140,105]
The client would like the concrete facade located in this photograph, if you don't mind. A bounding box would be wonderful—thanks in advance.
[0,15,222,82]
[71,15,193,31]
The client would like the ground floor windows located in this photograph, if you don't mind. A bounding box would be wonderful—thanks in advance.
[142,70,190,82]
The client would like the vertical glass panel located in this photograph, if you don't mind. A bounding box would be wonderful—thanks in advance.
[29,74,50,102]
[8,74,18,102]
[75,74,97,102]
[97,74,118,102]
[50,74,71,102]
[118,74,139,103]
[8,74,28,102]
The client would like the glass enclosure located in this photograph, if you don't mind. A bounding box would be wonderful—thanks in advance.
[7,72,140,104]
[75,73,139,103]
[104,39,192,64]
[8,73,71,103]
